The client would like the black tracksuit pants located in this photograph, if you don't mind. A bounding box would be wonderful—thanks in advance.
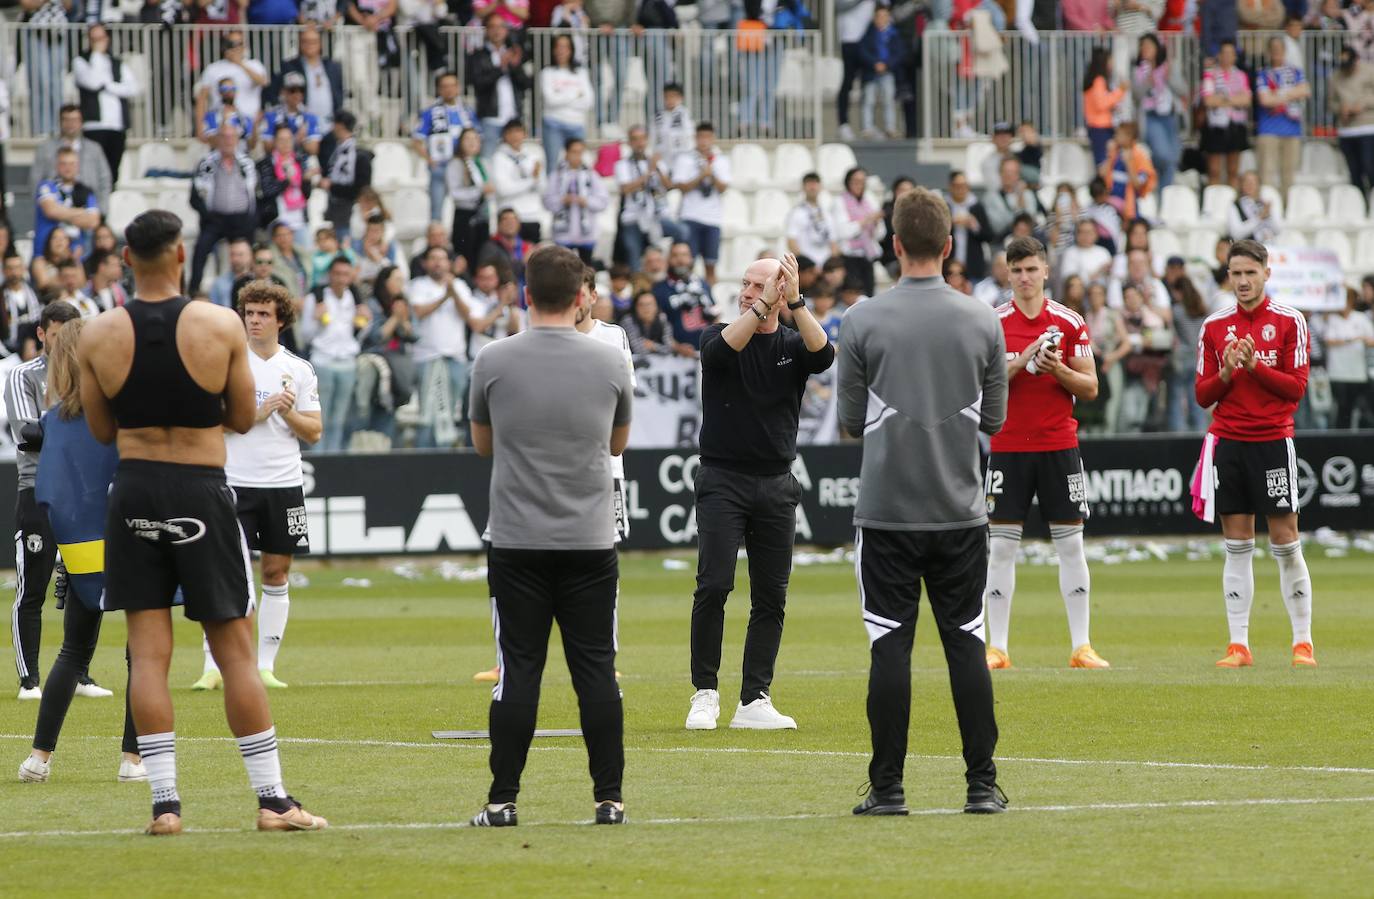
[32,598,138,755]
[13,488,56,686]
[691,466,800,705]
[190,210,257,293]
[857,526,998,793]
[486,546,623,805]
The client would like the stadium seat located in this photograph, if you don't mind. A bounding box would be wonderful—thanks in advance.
[772,143,815,188]
[307,187,329,230]
[13,239,33,265]
[1356,229,1374,272]
[390,187,430,241]
[1149,228,1182,260]
[723,236,768,281]
[729,143,770,192]
[1325,184,1367,229]
[157,191,199,239]
[964,142,996,188]
[1200,185,1237,229]
[1297,141,1346,187]
[107,191,150,236]
[1259,184,1285,221]
[1314,229,1354,272]
[1136,191,1159,223]
[751,188,789,239]
[1278,230,1307,247]
[137,141,182,179]
[711,280,740,315]
[1286,185,1325,227]
[1187,229,1220,264]
[372,141,421,189]
[722,190,754,236]
[1044,142,1093,188]
[1159,185,1199,230]
[817,143,858,193]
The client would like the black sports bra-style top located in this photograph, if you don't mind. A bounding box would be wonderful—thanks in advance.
[108,297,225,430]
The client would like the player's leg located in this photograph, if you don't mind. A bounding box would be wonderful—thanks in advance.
[982,453,1031,668]
[1038,449,1105,668]
[13,489,58,697]
[552,548,625,823]
[21,599,104,781]
[1267,439,1314,666]
[688,465,748,729]
[853,527,918,816]
[256,553,292,685]
[732,470,799,729]
[126,607,182,833]
[1214,438,1257,667]
[197,488,265,690]
[120,645,145,783]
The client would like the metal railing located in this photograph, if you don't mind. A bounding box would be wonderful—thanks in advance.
[0,21,824,147]
[920,29,1347,145]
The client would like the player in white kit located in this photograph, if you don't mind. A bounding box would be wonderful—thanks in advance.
[192,281,322,691]
[472,268,635,682]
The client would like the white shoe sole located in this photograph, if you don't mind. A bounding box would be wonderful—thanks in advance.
[729,716,798,730]
[75,686,113,698]
[18,767,49,783]
[119,770,148,783]
[685,716,718,731]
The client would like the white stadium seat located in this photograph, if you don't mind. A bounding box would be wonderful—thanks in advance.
[1314,229,1353,272]
[771,143,815,188]
[107,191,150,236]
[157,190,199,239]
[1044,142,1093,188]
[1149,228,1182,260]
[1159,185,1199,230]
[729,143,771,192]
[1187,229,1220,264]
[1325,184,1367,228]
[751,188,790,239]
[1286,185,1325,226]
[390,187,431,241]
[1259,184,1285,221]
[1199,185,1237,229]
[372,142,419,189]
[1279,230,1307,247]
[817,143,858,193]
[1297,142,1346,187]
[722,190,754,236]
[136,142,183,179]
[1356,229,1374,274]
[1136,191,1159,223]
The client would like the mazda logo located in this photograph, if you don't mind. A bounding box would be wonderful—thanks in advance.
[1322,457,1357,495]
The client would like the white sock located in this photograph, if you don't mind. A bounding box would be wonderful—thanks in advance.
[202,632,219,674]
[1223,538,1256,647]
[984,524,1022,652]
[137,732,179,806]
[237,726,288,800]
[1271,540,1313,645]
[1051,524,1092,649]
[257,583,290,672]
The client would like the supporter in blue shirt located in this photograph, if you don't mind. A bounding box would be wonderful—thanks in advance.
[412,72,480,221]
[202,79,256,151]
[260,72,322,156]
[1255,36,1310,199]
[34,148,102,260]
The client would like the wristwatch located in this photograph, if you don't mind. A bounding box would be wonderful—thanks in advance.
[787,297,806,311]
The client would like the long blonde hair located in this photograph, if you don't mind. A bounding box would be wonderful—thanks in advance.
[45,318,86,421]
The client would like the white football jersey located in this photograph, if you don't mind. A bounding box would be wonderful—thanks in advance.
[225,347,321,488]
[585,320,635,480]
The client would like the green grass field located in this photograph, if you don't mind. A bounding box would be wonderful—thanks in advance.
[2,546,1373,897]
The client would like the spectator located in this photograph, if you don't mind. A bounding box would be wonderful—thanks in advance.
[1201,40,1252,191]
[446,128,495,271]
[269,25,344,130]
[543,137,608,265]
[943,257,973,296]
[0,220,17,262]
[1332,45,1374,196]
[250,0,299,22]
[1016,121,1044,187]
[478,208,532,290]
[33,229,78,293]
[786,173,841,266]
[1228,170,1282,243]
[397,0,453,79]
[87,223,120,262]
[1113,0,1162,34]
[638,245,669,286]
[410,222,452,279]
[1083,46,1126,166]
[858,3,904,139]
[652,241,719,351]
[983,157,1044,244]
[211,237,254,307]
[1083,280,1130,433]
[1045,181,1083,257]
[836,166,885,298]
[550,0,591,65]
[236,245,293,317]
[350,187,397,246]
[879,176,915,278]
[269,220,311,298]
[196,29,269,132]
[473,0,529,28]
[820,255,847,295]
[1256,36,1310,198]
[979,123,1016,196]
[813,287,843,342]
[354,213,404,290]
[1315,0,1345,31]
[1165,266,1210,432]
[671,122,732,285]
[539,34,595,167]
[1062,0,1113,31]
[1132,33,1186,189]
[3,256,42,350]
[0,84,9,219]
[1348,0,1374,63]
[304,255,371,451]
[32,105,114,215]
[19,0,72,137]
[260,72,323,156]
[188,123,258,293]
[34,148,102,266]
[1110,246,1172,312]
[201,78,257,151]
[414,72,480,222]
[193,0,246,27]
[835,0,877,142]
[1085,175,1124,254]
[1059,219,1114,288]
[620,288,678,356]
[734,0,774,135]
[469,14,533,153]
[346,0,402,84]
[607,264,634,317]
[257,123,315,242]
[1282,15,1305,75]
[408,246,475,447]
[491,120,545,243]
[651,82,696,164]
[972,251,1011,307]
[466,262,524,356]
[56,258,100,317]
[1061,274,1087,314]
[944,170,991,281]
[357,264,418,439]
[320,111,374,239]
[72,25,138,182]
[312,226,356,287]
[86,249,129,310]
[614,125,684,267]
[1199,0,1238,58]
[1324,287,1374,428]
[1117,282,1172,432]
[1099,122,1158,222]
[299,0,341,24]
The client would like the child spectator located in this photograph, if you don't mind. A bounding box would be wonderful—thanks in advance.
[858,4,904,139]
[1083,46,1126,165]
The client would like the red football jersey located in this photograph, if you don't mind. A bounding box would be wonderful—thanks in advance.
[991,299,1093,453]
[1195,296,1310,441]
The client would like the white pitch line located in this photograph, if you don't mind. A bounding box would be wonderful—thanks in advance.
[3,734,1372,775]
[3,796,1374,840]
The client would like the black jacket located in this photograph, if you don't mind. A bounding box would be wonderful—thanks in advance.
[256,151,314,229]
[466,40,533,121]
[323,142,373,204]
[266,55,345,115]
[958,200,993,281]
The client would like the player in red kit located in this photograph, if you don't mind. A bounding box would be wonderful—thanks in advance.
[1195,239,1315,669]
[983,237,1108,670]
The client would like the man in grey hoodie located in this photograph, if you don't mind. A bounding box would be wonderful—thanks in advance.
[837,186,1009,817]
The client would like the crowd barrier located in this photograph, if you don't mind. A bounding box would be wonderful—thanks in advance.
[1,433,1366,558]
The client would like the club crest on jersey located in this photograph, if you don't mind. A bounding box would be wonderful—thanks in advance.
[1261,324,1276,342]
[1225,325,1238,342]
[25,534,42,554]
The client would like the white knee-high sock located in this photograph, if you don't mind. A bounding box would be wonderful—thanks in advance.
[984,524,1022,652]
[202,632,219,674]
[1223,538,1256,647]
[257,583,290,672]
[237,726,288,801]
[1050,523,1091,649]
[137,732,179,808]
[1271,540,1313,645]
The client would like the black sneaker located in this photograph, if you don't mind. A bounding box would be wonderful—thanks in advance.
[470,803,517,827]
[594,801,626,825]
[852,782,909,816]
[964,783,1009,814]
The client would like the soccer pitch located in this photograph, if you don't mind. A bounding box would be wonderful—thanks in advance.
[2,548,1373,896]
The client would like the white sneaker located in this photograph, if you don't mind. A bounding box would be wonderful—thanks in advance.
[838,124,857,142]
[75,681,113,698]
[685,689,720,730]
[17,685,41,701]
[118,759,148,783]
[19,755,50,783]
[729,694,797,730]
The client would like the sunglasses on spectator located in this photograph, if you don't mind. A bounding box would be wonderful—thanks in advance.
[225,40,243,49]
[255,257,273,265]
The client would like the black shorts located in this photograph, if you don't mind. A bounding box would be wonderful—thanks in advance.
[103,460,253,622]
[1201,123,1250,155]
[234,485,310,555]
[985,448,1089,523]
[1214,436,1300,517]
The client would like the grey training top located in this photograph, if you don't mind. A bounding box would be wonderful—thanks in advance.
[5,357,48,490]
[837,276,1008,530]
[468,326,634,550]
